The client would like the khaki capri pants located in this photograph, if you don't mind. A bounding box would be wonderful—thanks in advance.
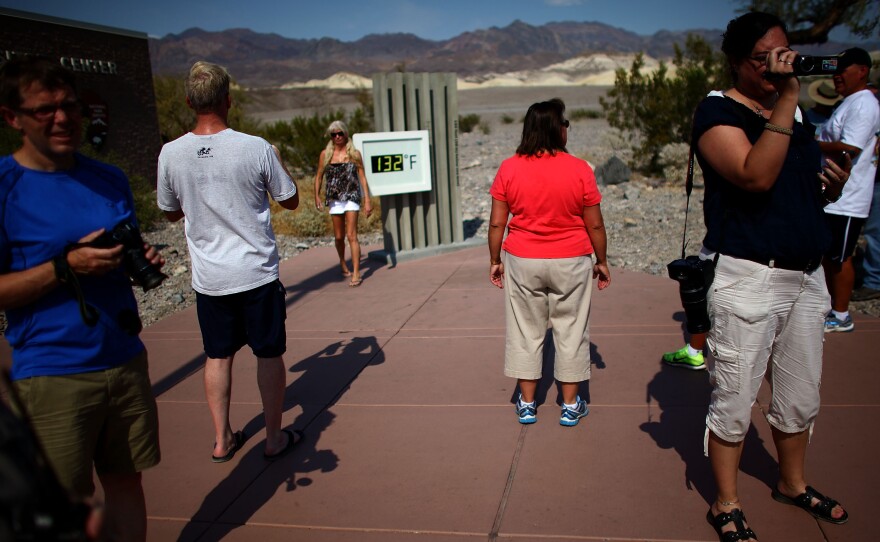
[705,254,830,451]
[503,253,594,382]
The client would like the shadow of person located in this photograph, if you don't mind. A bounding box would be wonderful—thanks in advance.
[282,259,386,309]
[177,336,384,541]
[639,362,781,506]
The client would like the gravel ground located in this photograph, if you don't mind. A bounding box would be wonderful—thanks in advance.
[133,117,880,326]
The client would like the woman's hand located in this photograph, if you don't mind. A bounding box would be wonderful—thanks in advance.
[315,196,323,211]
[819,152,852,203]
[489,262,504,289]
[363,199,372,217]
[593,261,611,290]
[765,46,800,97]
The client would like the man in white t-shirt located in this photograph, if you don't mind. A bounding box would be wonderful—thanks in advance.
[819,48,880,333]
[157,61,302,462]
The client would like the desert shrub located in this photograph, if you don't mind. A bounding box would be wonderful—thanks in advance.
[459,113,481,133]
[501,114,514,124]
[478,121,491,135]
[569,108,603,120]
[261,107,373,177]
[600,35,729,175]
[658,142,697,185]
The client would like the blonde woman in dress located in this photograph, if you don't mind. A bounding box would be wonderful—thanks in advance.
[314,120,372,286]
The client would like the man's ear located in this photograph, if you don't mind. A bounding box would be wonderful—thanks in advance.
[0,106,22,130]
[185,96,193,110]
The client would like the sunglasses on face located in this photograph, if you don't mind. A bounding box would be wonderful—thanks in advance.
[562,119,570,128]
[330,131,345,138]
[16,100,82,122]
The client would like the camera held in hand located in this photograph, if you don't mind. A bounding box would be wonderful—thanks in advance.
[791,55,839,76]
[667,256,714,334]
[92,222,167,292]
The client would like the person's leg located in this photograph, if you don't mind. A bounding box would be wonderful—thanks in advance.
[708,433,755,540]
[345,210,362,283]
[771,428,847,521]
[331,212,350,276]
[518,379,538,403]
[504,255,548,415]
[691,332,707,350]
[257,355,288,455]
[827,257,855,313]
[205,355,236,457]
[560,382,579,405]
[98,471,146,542]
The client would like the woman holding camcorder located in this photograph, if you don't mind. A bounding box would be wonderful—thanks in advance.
[694,11,850,542]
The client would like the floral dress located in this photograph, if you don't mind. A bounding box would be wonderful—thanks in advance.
[323,162,361,206]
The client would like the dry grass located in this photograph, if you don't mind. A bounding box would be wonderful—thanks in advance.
[270,174,382,237]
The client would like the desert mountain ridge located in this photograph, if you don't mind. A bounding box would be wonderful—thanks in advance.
[149,19,880,89]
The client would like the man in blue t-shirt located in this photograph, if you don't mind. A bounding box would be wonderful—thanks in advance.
[0,57,162,541]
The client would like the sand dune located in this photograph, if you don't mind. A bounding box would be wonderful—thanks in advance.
[278,53,670,90]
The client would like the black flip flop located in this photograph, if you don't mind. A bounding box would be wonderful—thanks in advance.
[771,486,849,524]
[211,430,246,463]
[264,429,303,461]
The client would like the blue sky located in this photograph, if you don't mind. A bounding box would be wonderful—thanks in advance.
[2,0,744,40]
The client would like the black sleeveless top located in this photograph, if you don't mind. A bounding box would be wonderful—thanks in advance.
[693,95,830,262]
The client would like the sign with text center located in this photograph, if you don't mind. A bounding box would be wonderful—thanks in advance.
[353,130,431,196]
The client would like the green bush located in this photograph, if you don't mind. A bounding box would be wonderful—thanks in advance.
[599,35,729,175]
[459,113,481,133]
[569,108,603,120]
[501,114,515,124]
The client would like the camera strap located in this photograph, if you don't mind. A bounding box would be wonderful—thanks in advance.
[55,243,100,327]
[679,146,696,260]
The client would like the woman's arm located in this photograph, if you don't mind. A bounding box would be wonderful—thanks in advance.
[314,150,326,209]
[488,197,509,289]
[698,47,801,192]
[583,204,610,290]
[354,150,372,217]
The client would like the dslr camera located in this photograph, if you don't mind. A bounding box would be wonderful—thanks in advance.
[667,255,715,334]
[791,55,839,76]
[92,222,167,292]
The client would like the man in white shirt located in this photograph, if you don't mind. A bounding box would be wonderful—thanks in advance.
[819,48,880,332]
[158,61,302,461]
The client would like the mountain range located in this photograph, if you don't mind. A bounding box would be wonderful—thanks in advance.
[148,19,879,88]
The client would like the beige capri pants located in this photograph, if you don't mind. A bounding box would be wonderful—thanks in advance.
[502,253,594,382]
[705,254,830,451]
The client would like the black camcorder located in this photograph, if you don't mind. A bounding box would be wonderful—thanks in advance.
[91,222,167,292]
[667,256,715,334]
[791,55,839,76]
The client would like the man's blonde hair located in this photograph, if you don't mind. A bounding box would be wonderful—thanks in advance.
[185,61,230,113]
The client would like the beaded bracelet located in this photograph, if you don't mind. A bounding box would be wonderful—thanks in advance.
[764,122,793,136]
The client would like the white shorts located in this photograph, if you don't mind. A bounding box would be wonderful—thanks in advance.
[328,199,360,215]
[705,254,829,450]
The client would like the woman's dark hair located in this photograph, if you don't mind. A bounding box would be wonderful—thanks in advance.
[0,56,77,109]
[516,98,568,157]
[721,11,788,80]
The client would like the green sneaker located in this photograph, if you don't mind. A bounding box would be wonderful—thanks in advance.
[662,345,706,370]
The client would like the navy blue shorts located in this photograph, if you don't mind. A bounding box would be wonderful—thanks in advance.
[195,280,287,359]
[825,214,866,263]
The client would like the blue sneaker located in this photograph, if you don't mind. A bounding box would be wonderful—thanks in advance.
[516,395,536,424]
[824,313,854,333]
[559,397,589,426]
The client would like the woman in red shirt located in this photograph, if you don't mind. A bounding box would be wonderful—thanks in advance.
[488,98,610,427]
